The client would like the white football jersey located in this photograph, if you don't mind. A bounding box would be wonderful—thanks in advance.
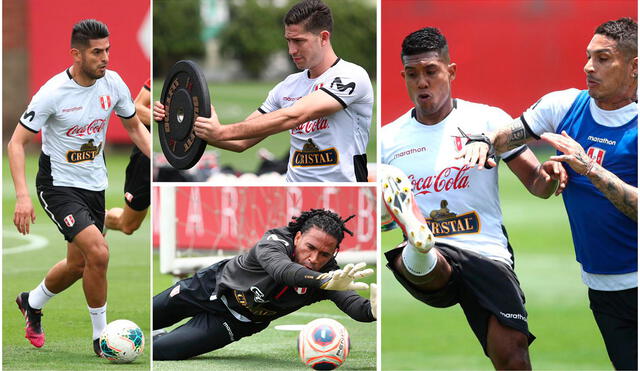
[260,58,373,182]
[20,68,135,191]
[381,99,525,265]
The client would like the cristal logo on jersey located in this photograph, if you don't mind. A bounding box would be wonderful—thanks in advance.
[66,139,103,163]
[292,139,339,167]
[409,166,470,195]
[587,147,606,165]
[64,214,75,227]
[99,95,112,110]
[425,200,480,236]
[66,119,106,137]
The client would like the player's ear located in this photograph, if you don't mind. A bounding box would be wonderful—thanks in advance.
[320,30,330,46]
[631,56,637,79]
[448,63,457,82]
[294,231,302,247]
[400,69,406,80]
[70,47,81,61]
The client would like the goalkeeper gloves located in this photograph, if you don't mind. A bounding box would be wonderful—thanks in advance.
[318,262,373,291]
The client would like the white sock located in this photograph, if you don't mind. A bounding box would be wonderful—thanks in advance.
[89,304,107,340]
[28,280,56,309]
[402,243,438,276]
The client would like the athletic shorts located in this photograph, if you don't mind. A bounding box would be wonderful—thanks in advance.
[36,185,105,242]
[385,242,535,353]
[124,147,150,211]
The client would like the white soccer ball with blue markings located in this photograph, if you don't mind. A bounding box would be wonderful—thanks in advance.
[99,319,145,363]
[298,318,350,370]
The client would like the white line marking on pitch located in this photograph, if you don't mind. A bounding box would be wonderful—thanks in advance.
[3,231,49,255]
[288,312,350,320]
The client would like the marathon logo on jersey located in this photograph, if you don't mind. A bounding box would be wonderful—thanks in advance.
[295,287,307,295]
[587,147,606,165]
[393,146,427,160]
[425,200,480,236]
[291,118,329,135]
[63,214,75,227]
[66,119,106,137]
[66,139,103,163]
[292,139,339,167]
[330,77,356,95]
[99,95,112,111]
[409,166,471,195]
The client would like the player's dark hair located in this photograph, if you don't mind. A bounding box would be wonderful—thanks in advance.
[401,27,450,63]
[71,19,109,49]
[284,0,333,34]
[288,209,354,249]
[595,18,637,60]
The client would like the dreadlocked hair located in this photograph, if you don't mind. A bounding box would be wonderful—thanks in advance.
[288,209,355,247]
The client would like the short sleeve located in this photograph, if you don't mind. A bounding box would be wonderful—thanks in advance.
[112,73,136,119]
[521,88,581,137]
[19,88,56,133]
[318,64,372,109]
[259,81,284,113]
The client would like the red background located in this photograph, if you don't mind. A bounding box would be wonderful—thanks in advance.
[152,187,377,253]
[27,0,150,143]
[381,0,636,124]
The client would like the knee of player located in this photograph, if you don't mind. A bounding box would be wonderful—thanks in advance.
[86,241,110,269]
[491,338,530,370]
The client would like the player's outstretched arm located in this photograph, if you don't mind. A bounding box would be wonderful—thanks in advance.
[153,101,266,152]
[193,89,343,142]
[318,262,374,291]
[457,118,537,169]
[507,148,567,198]
[7,124,37,234]
[542,131,638,221]
[134,86,151,126]
[121,115,151,158]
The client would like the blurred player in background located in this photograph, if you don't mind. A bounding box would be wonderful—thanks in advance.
[105,79,150,234]
[380,27,565,370]
[460,18,637,370]
[153,209,377,360]
[7,19,150,356]
[153,0,373,182]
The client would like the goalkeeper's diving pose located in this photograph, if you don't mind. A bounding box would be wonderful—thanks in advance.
[152,209,377,360]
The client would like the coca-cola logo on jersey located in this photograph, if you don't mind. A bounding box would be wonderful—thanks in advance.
[409,165,470,195]
[291,118,329,135]
[66,119,106,137]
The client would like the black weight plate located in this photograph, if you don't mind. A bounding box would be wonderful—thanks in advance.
[158,60,210,170]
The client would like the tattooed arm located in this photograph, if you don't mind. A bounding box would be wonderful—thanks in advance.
[542,131,638,221]
[457,118,537,168]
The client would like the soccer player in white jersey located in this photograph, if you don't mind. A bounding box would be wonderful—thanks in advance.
[7,19,151,356]
[460,18,637,369]
[380,27,566,370]
[153,0,373,182]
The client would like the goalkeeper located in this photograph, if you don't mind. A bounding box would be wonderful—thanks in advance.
[152,209,377,360]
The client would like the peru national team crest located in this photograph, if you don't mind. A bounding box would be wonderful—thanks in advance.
[587,147,606,165]
[64,214,75,227]
[454,136,464,151]
[99,95,112,111]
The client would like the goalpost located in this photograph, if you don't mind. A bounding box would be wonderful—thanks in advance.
[157,186,377,276]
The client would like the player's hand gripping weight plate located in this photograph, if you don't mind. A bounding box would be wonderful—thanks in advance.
[157,60,211,169]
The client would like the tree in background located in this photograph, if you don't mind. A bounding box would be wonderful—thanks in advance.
[153,0,206,77]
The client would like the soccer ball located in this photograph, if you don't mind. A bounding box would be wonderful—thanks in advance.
[298,318,350,370]
[99,319,145,363]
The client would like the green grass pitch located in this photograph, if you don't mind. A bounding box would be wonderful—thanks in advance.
[381,149,612,370]
[3,150,150,370]
[152,255,376,370]
[153,80,377,174]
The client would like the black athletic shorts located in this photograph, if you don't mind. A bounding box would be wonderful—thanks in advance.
[36,185,105,242]
[589,287,638,370]
[385,242,535,353]
[124,146,150,211]
[153,261,269,360]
